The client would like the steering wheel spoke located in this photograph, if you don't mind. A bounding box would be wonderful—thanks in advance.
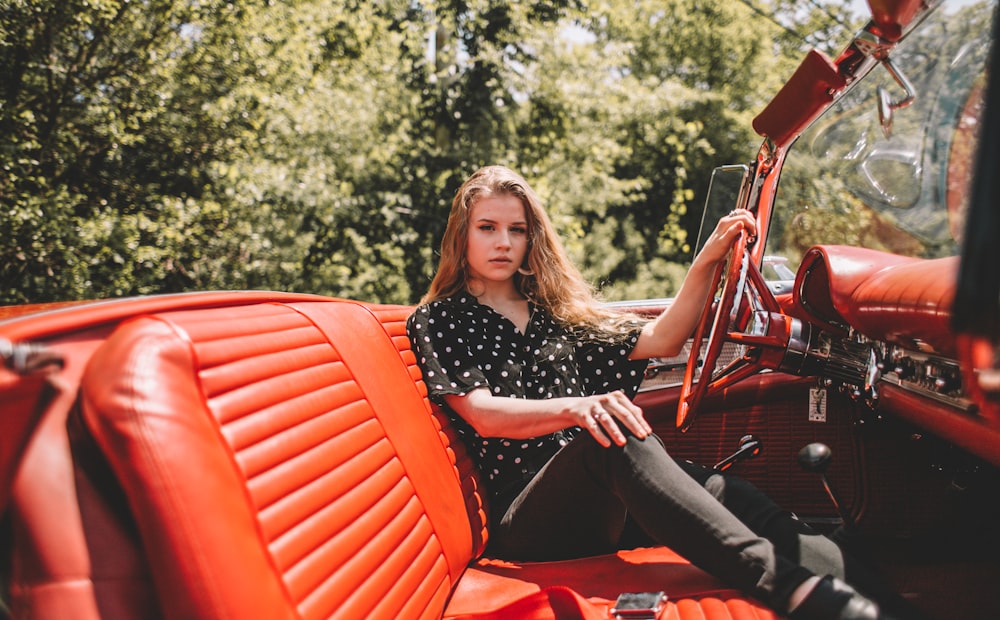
[707,356,760,391]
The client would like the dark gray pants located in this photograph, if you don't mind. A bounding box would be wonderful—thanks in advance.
[489,432,890,613]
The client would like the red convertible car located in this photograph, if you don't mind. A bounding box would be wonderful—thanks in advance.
[2,0,998,618]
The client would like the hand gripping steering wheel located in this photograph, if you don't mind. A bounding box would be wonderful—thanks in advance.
[676,228,789,430]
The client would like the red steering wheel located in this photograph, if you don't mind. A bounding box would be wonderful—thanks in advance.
[676,230,789,430]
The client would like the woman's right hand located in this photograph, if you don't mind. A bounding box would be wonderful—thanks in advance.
[445,388,652,445]
[573,391,651,448]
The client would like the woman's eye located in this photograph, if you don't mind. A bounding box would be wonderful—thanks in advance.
[478,224,494,232]
[511,227,527,235]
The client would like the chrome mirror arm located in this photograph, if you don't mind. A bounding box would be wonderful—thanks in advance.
[876,56,917,138]
[854,31,918,139]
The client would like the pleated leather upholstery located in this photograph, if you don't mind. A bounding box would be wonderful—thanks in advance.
[367,303,490,557]
[79,301,472,619]
[73,297,780,620]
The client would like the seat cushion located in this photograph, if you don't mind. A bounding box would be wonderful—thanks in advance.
[446,547,778,619]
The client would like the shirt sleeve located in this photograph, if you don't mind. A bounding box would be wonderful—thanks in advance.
[407,302,491,404]
[575,324,649,399]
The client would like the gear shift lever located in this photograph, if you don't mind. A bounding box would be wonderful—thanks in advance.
[797,442,855,529]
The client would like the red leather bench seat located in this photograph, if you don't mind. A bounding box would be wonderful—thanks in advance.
[4,298,778,619]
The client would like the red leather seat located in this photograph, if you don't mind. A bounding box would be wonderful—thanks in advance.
[3,298,778,619]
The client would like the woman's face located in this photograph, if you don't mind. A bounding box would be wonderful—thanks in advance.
[465,194,530,287]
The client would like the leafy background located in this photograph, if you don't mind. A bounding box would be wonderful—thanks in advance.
[0,0,859,305]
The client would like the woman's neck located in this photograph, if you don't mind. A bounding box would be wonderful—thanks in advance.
[468,278,521,306]
[470,281,530,333]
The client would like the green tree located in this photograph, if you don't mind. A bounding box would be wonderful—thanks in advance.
[516,1,795,299]
[0,0,268,301]
[1,0,853,306]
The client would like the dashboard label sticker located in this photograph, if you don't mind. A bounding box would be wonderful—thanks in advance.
[809,388,827,422]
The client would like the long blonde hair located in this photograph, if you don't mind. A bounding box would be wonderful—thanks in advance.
[422,165,637,334]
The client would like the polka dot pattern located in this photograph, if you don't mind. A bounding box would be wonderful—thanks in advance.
[407,293,648,500]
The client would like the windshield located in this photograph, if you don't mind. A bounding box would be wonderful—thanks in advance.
[764,0,995,276]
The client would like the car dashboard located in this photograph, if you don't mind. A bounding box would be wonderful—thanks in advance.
[790,244,997,464]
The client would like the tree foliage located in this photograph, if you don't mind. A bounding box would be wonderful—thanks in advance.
[1,0,853,305]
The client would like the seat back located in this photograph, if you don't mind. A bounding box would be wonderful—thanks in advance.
[366,304,490,556]
[68,300,475,619]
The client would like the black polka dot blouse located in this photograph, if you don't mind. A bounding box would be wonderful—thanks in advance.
[407,293,649,504]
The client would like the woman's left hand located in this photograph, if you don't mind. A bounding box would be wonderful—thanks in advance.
[695,208,757,266]
[631,208,758,360]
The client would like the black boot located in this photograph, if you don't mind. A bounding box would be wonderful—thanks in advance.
[789,575,898,620]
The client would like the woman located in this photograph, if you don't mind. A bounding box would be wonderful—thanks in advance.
[407,165,916,620]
